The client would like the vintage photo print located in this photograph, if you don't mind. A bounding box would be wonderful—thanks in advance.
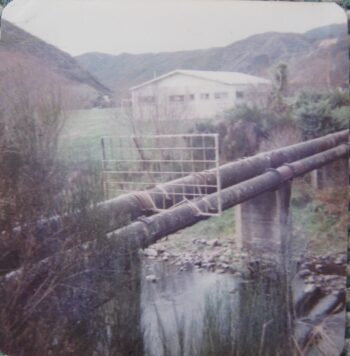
[0,1,348,355]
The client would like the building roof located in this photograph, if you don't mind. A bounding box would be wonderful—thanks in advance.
[130,69,271,91]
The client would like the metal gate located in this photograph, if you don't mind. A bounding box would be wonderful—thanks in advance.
[100,133,222,216]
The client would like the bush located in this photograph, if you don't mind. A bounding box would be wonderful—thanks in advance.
[294,89,349,139]
[0,65,142,355]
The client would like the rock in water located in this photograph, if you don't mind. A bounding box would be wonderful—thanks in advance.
[145,274,158,283]
[144,248,158,257]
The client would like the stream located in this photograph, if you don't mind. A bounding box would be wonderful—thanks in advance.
[141,259,345,356]
[142,260,237,355]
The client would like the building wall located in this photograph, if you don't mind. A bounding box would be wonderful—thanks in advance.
[131,73,267,120]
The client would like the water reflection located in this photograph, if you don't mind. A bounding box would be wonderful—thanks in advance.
[141,261,237,356]
[141,259,345,356]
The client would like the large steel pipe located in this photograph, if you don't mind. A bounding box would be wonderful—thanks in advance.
[12,130,349,238]
[3,143,348,283]
[105,143,348,249]
[98,130,348,231]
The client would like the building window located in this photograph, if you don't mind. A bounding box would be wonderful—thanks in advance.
[169,95,185,102]
[214,92,228,99]
[200,93,210,100]
[236,91,244,99]
[139,96,155,103]
[189,94,195,100]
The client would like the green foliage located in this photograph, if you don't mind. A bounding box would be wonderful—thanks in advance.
[290,182,348,255]
[192,63,296,160]
[0,0,12,7]
[190,64,294,160]
[224,104,268,131]
[340,0,350,9]
[221,104,270,159]
[189,61,348,161]
[0,65,143,355]
[331,106,350,128]
[294,89,349,139]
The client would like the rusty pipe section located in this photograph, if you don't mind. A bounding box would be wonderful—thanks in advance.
[106,143,348,249]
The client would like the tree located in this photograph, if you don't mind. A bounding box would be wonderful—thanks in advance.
[294,89,349,139]
[0,0,12,8]
[266,63,293,122]
[0,63,143,354]
[194,64,297,160]
[273,63,289,97]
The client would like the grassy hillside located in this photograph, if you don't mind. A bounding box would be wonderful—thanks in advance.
[59,109,130,161]
[291,180,348,255]
[0,20,111,108]
[58,108,199,162]
[61,109,129,137]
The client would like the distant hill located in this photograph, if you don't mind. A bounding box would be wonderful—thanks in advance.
[76,24,348,103]
[0,20,111,108]
[304,23,346,41]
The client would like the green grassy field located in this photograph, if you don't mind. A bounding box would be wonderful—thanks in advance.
[58,108,130,162]
[58,108,199,162]
[61,108,131,137]
[57,108,213,200]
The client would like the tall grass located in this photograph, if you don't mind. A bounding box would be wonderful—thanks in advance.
[147,255,344,356]
[0,67,144,355]
[146,263,299,356]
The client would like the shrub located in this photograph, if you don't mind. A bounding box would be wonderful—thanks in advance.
[294,89,349,139]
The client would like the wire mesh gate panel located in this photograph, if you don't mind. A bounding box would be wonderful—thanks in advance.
[101,134,222,216]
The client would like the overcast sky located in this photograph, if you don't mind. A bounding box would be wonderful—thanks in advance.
[3,0,347,56]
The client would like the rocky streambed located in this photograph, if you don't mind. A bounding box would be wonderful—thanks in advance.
[142,238,346,295]
[142,238,244,275]
[141,238,347,355]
